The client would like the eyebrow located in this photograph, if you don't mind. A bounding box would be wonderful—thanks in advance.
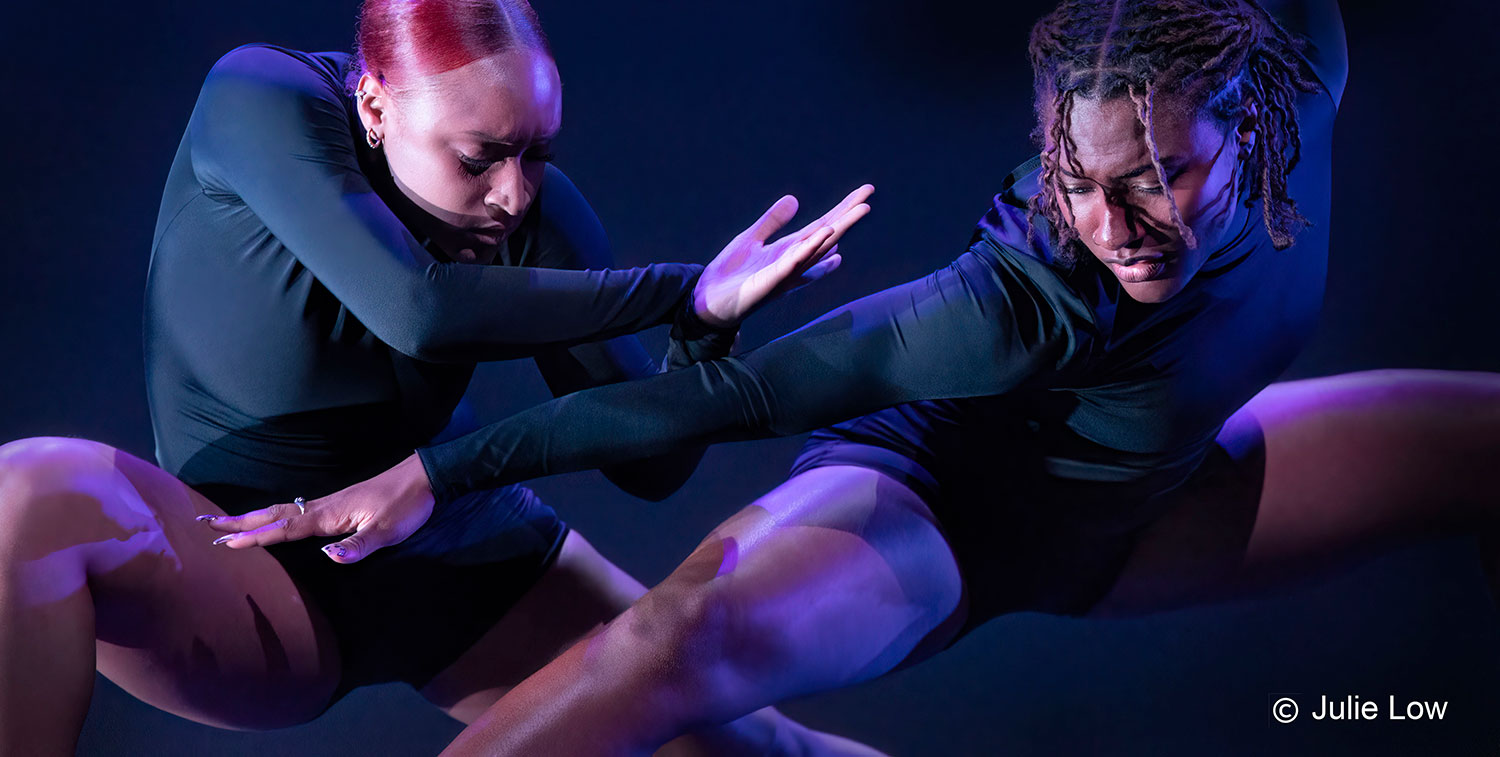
[463,129,559,146]
[1060,156,1186,182]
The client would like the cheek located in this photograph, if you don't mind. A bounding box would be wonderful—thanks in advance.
[386,145,486,214]
[1054,189,1092,234]
[1175,163,1237,227]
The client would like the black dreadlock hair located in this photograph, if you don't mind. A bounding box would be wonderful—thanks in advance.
[1027,0,1323,266]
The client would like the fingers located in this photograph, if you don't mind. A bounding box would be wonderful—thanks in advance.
[197,501,394,564]
[786,247,843,287]
[321,528,393,564]
[198,499,342,549]
[793,184,874,240]
[198,502,301,533]
[800,252,843,283]
[746,184,873,249]
[744,195,801,243]
[815,202,870,256]
[210,513,312,549]
[768,248,843,300]
[779,226,837,273]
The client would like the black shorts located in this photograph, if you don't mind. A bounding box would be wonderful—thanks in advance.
[789,397,1205,643]
[196,480,568,701]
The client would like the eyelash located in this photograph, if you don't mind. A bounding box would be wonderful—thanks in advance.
[457,151,557,177]
[1062,181,1169,196]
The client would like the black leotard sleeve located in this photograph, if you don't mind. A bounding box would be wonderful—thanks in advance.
[187,44,703,364]
[515,168,730,500]
[416,239,1099,502]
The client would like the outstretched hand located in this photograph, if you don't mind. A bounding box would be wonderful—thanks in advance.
[196,454,435,563]
[693,184,873,328]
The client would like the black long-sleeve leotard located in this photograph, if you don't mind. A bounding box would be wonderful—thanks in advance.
[147,43,730,509]
[415,2,1344,510]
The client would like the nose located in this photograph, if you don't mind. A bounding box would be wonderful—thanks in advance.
[484,159,534,220]
[1092,196,1137,251]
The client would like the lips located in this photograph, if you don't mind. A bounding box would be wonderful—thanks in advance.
[465,226,509,245]
[1106,252,1174,283]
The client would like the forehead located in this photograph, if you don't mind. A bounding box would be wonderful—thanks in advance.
[1057,95,1222,178]
[405,48,562,139]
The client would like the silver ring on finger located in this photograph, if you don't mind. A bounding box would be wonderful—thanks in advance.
[293,496,306,516]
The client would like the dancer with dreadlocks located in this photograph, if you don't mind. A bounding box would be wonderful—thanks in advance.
[209,1,1497,752]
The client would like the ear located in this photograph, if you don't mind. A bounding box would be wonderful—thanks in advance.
[1236,98,1260,150]
[355,72,392,134]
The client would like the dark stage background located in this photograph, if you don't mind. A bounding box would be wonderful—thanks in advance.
[4,1,1499,755]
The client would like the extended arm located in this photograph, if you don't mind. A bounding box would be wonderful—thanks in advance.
[204,236,1095,560]
[418,240,1096,502]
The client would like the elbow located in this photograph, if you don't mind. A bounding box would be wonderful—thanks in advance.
[604,461,695,502]
[372,281,462,363]
[614,473,686,503]
[629,478,688,503]
[626,485,679,504]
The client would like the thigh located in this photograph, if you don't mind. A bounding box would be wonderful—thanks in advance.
[313,484,569,693]
[794,398,1143,638]
[1091,370,1500,617]
[1,437,339,727]
[417,529,645,723]
[662,464,965,693]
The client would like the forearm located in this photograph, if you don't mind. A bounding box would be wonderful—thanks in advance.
[596,294,741,499]
[417,246,1076,503]
[529,294,737,501]
[417,356,775,503]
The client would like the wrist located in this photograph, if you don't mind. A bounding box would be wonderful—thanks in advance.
[667,291,740,369]
[690,295,736,330]
[410,448,453,505]
[682,289,740,338]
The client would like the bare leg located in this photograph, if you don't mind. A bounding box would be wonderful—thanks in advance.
[1089,369,1500,617]
[0,437,340,756]
[441,466,966,757]
[417,529,880,755]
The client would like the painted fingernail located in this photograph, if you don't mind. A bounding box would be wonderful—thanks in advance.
[323,544,347,559]
[212,535,234,546]
[195,514,218,522]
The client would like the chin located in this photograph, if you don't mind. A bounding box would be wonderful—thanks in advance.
[1120,277,1190,303]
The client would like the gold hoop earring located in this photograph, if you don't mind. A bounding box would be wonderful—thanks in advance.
[367,127,382,149]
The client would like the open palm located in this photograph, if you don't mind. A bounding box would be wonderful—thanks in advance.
[693,185,873,328]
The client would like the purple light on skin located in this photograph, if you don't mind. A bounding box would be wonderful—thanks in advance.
[714,537,739,578]
[17,529,174,607]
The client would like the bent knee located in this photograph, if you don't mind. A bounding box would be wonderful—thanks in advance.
[0,436,121,497]
[0,437,166,551]
[616,538,805,687]
[630,541,743,659]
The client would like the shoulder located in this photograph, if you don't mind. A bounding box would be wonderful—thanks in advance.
[198,43,352,112]
[186,44,362,193]
[971,155,1068,269]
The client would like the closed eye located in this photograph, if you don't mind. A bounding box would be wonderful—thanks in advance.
[458,154,494,176]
